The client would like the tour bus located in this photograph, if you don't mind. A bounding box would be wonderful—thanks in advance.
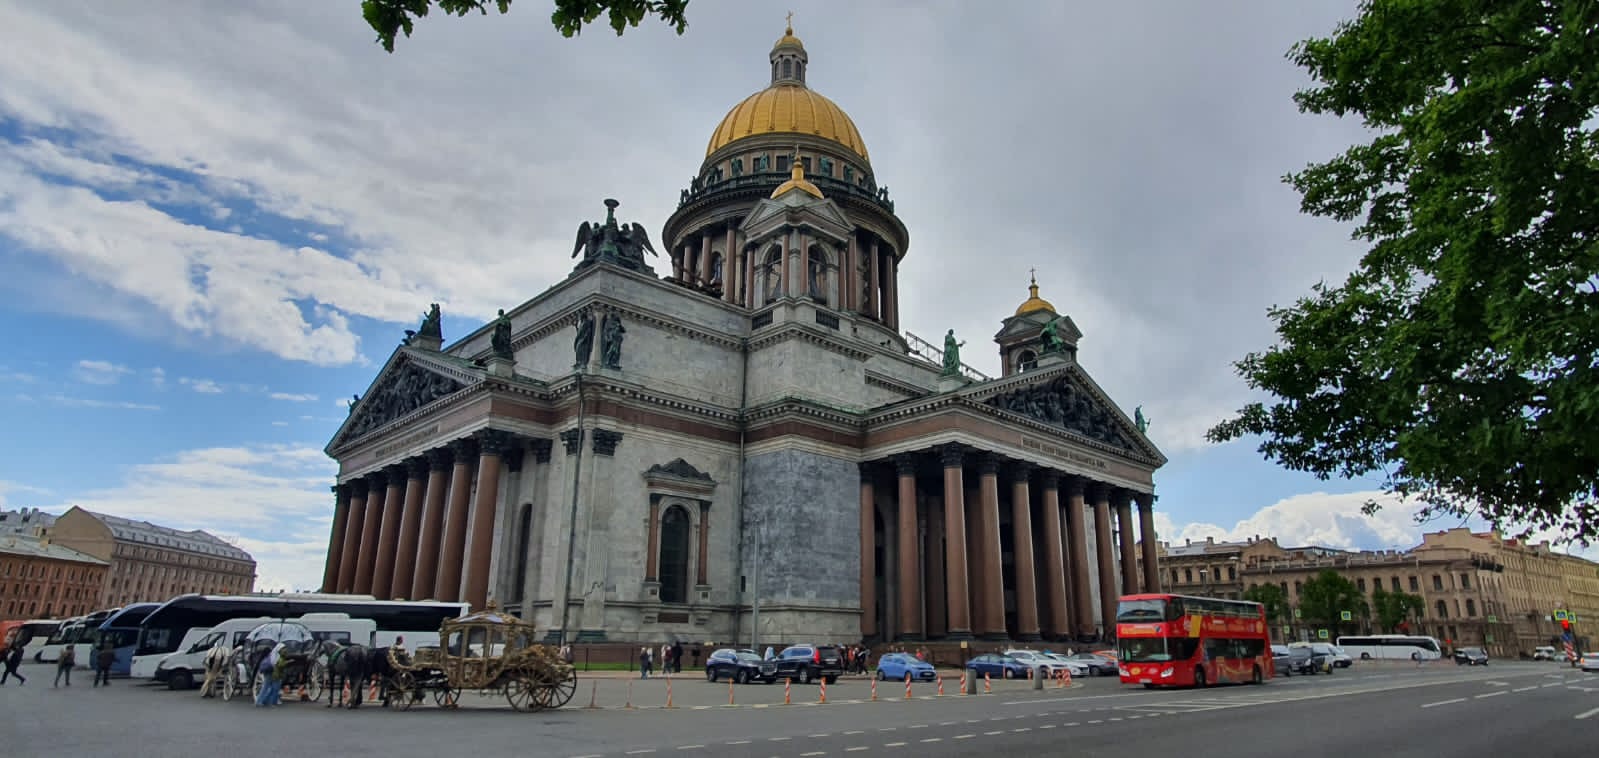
[153,612,379,689]
[77,602,162,675]
[37,608,118,663]
[130,592,469,679]
[1334,634,1444,661]
[1,619,65,662]
[1116,593,1274,688]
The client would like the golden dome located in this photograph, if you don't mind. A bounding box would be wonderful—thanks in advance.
[705,86,870,161]
[772,161,823,199]
[773,21,804,51]
[1014,273,1057,316]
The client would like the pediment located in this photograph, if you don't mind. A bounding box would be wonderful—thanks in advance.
[994,312,1081,344]
[973,366,1162,462]
[328,350,478,452]
[740,196,854,243]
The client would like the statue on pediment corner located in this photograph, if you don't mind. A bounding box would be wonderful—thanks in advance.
[418,303,443,341]
[573,309,596,369]
[600,312,626,370]
[941,329,965,377]
[1135,406,1150,434]
[490,309,514,360]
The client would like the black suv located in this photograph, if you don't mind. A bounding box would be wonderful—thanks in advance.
[773,644,843,684]
[1454,647,1489,666]
[705,649,777,683]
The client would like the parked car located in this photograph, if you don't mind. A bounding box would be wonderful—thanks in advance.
[1281,643,1330,675]
[876,653,936,682]
[1313,643,1352,668]
[705,649,776,684]
[1580,652,1599,673]
[773,644,843,684]
[1056,652,1118,677]
[1006,649,1078,678]
[966,653,1031,680]
[1453,647,1490,666]
[1533,646,1558,661]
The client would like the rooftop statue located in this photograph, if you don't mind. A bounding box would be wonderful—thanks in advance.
[418,303,443,340]
[1135,406,1150,434]
[1040,317,1066,353]
[570,199,658,276]
[941,329,966,377]
[491,309,514,360]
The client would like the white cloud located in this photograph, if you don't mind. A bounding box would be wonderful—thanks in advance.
[178,376,225,394]
[270,420,289,427]
[73,359,132,385]
[269,391,318,402]
[42,393,160,411]
[148,366,166,388]
[334,396,353,408]
[0,480,53,508]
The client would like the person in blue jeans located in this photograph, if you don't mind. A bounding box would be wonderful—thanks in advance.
[255,642,285,707]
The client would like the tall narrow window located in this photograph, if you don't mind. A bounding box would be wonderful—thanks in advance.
[659,506,691,604]
[512,504,532,602]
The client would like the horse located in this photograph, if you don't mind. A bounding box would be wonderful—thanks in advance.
[320,640,370,709]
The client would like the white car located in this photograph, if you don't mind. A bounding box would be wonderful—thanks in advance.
[1533,646,1558,661]
[1581,652,1599,673]
[1005,649,1083,678]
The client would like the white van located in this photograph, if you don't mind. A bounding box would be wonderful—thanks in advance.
[153,613,377,690]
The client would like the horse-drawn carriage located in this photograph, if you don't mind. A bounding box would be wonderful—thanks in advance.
[385,607,576,712]
[222,621,326,703]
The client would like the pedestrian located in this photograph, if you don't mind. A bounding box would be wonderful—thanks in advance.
[639,646,652,679]
[764,645,774,661]
[54,644,75,687]
[1,643,24,685]
[93,639,115,687]
[255,642,284,707]
[671,640,684,674]
[660,642,671,675]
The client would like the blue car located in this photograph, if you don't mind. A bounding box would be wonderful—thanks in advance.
[876,653,936,681]
[965,653,1031,680]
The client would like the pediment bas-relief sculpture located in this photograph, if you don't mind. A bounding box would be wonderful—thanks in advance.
[345,362,466,439]
[646,458,714,483]
[982,375,1138,453]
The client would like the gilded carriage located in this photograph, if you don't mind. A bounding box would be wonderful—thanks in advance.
[385,607,577,712]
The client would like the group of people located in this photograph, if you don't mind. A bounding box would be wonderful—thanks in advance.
[0,638,117,688]
[638,640,687,678]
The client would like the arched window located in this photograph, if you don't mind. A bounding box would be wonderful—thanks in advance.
[782,59,793,78]
[659,506,691,604]
[762,245,784,301]
[806,245,830,302]
[1017,350,1037,371]
[512,504,532,602]
[710,252,724,285]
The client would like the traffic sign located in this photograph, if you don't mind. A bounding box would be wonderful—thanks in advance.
[1555,609,1569,621]
[1317,629,1329,639]
[1339,610,1353,621]
[1486,615,1497,623]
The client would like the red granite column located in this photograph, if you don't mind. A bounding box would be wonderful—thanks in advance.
[336,480,368,593]
[410,448,453,600]
[322,484,349,593]
[696,502,711,586]
[1009,464,1041,640]
[1064,476,1094,638]
[1091,483,1119,637]
[925,492,947,638]
[1038,472,1070,639]
[859,463,877,640]
[1115,490,1139,596]
[434,438,478,602]
[388,458,430,599]
[462,430,508,611]
[646,496,661,581]
[977,454,1006,638]
[894,453,922,640]
[370,464,407,599]
[353,471,388,595]
[1137,493,1161,592]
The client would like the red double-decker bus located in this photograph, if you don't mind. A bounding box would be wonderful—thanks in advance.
[1116,593,1274,688]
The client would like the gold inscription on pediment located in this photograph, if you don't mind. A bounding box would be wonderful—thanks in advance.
[1021,436,1108,471]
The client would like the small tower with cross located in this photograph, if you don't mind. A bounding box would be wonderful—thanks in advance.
[993,269,1082,375]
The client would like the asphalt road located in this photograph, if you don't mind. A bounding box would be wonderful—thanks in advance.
[1,661,1594,757]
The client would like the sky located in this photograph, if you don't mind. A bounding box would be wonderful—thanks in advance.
[0,0,1585,593]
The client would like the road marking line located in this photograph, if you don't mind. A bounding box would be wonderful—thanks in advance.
[878,728,896,732]
[1012,728,1031,733]
[625,751,656,756]
[1486,681,1510,686]
[676,746,705,751]
[966,719,981,724]
[801,752,826,757]
[1543,683,1564,688]
[908,724,928,729]
[939,721,957,726]
[1575,707,1599,720]
[843,731,864,735]
[753,704,769,708]
[846,748,869,753]
[1066,722,1080,727]
[1421,698,1467,708]
[1512,686,1537,693]
[920,738,943,743]
[885,742,907,747]
[954,734,974,740]
[1475,691,1506,699]
[769,737,790,742]
[1088,719,1104,724]
[808,734,831,738]
[1039,725,1056,729]
[984,731,1005,736]
[726,741,750,745]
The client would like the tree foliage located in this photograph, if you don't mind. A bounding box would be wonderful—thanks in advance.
[361,0,690,52]
[1371,585,1426,633]
[1243,582,1291,624]
[1298,569,1369,634]
[1206,0,1599,541]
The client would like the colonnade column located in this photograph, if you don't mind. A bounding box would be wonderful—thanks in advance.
[352,471,387,595]
[699,234,712,286]
[1115,490,1139,596]
[885,254,899,330]
[976,454,1005,638]
[434,438,477,602]
[646,497,661,581]
[1037,472,1070,640]
[940,445,972,639]
[894,454,922,640]
[1091,484,1118,637]
[412,448,453,600]
[696,502,711,586]
[859,463,877,640]
[1064,477,1094,639]
[336,481,368,593]
[867,240,880,320]
[463,430,508,611]
[1136,493,1161,592]
[723,227,737,303]
[1009,464,1041,641]
[370,464,407,599]
[924,498,947,639]
[388,458,429,599]
[322,484,349,593]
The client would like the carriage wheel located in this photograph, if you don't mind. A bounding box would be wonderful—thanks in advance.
[505,671,542,713]
[390,671,418,711]
[306,661,326,702]
[548,668,577,709]
[252,671,265,701]
[433,683,461,709]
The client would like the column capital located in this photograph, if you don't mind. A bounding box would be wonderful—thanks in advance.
[1062,475,1086,498]
[332,483,349,498]
[503,445,526,473]
[531,438,554,464]
[364,470,388,490]
[592,428,623,456]
[892,452,918,476]
[858,460,878,482]
[976,453,1002,476]
[406,456,430,480]
[1135,491,1156,510]
[450,437,480,464]
[937,443,965,469]
[559,428,584,455]
[383,463,409,483]
[1007,461,1034,484]
[1086,480,1111,503]
[347,479,369,498]
[1037,469,1061,490]
[474,428,512,457]
[1110,488,1133,507]
[427,447,454,471]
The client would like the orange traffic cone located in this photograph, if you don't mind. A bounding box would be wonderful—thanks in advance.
[367,676,379,701]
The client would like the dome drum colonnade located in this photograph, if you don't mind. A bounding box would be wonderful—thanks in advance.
[859,443,1159,642]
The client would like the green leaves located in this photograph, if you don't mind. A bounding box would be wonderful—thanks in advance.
[1371,585,1426,632]
[1243,583,1291,624]
[361,0,689,52]
[1210,0,1599,542]
[1299,570,1369,633]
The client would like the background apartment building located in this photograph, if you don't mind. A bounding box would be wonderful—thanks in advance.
[0,534,108,620]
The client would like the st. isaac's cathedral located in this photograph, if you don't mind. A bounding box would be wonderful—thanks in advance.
[319,23,1167,644]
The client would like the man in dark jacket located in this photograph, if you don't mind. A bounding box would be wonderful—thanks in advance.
[92,639,115,686]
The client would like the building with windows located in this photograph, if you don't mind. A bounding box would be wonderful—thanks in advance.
[0,535,107,620]
[45,506,256,607]
[318,23,1169,645]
